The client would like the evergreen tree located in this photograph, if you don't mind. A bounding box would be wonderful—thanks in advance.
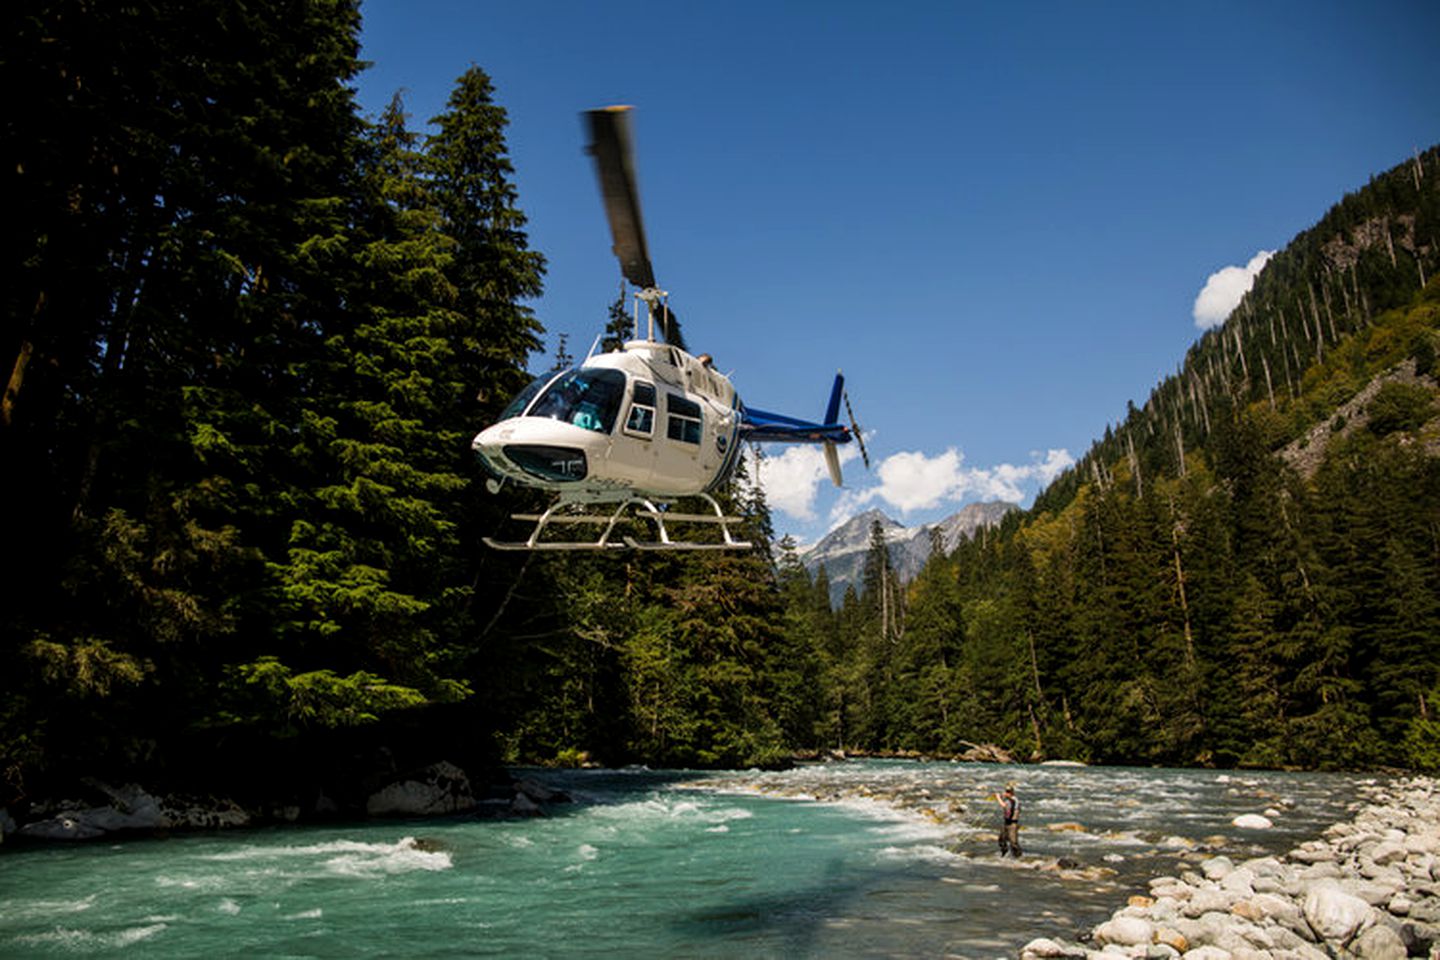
[892,543,961,751]
[601,289,633,353]
[253,91,478,726]
[3,0,371,790]
[423,66,544,420]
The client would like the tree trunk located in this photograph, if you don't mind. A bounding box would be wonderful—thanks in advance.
[2,292,46,428]
[1169,503,1197,671]
[3,338,35,429]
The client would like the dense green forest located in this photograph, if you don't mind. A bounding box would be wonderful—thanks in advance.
[3,2,1438,811]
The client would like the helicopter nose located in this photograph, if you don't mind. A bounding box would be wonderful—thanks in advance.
[502,444,588,482]
[471,424,590,484]
[472,425,515,478]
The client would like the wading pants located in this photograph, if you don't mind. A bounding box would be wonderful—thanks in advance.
[998,821,1021,857]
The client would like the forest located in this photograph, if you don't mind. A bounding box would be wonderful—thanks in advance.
[3,2,1439,811]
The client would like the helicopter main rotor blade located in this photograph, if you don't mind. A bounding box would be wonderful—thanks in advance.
[584,107,686,349]
[585,107,656,290]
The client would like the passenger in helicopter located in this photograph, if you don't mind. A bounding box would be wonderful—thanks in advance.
[529,369,625,433]
[572,405,603,432]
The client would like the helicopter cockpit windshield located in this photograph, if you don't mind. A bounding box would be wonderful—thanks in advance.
[497,372,553,421]
[525,368,627,434]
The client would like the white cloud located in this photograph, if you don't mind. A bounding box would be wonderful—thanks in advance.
[1193,251,1274,329]
[1031,447,1074,485]
[813,447,1076,526]
[749,444,858,521]
[875,449,968,512]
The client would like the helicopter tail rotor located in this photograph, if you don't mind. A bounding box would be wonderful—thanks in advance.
[821,372,850,488]
[843,388,871,470]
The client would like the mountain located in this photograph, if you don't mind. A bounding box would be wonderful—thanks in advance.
[799,502,1016,605]
[1034,143,1440,518]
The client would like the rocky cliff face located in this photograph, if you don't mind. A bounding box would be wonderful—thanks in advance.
[799,501,1015,605]
[1277,358,1440,480]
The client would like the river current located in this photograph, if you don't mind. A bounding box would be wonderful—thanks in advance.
[0,762,1374,958]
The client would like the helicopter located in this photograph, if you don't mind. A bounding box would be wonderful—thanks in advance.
[471,106,867,551]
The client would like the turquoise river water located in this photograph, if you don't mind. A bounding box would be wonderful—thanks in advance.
[0,762,1375,958]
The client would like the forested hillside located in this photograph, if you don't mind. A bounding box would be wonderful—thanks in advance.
[3,3,1437,814]
[815,148,1440,770]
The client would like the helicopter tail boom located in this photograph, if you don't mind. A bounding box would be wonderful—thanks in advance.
[738,409,851,445]
[739,372,868,488]
[740,370,852,443]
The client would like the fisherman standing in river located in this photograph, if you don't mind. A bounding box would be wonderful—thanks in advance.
[995,785,1022,857]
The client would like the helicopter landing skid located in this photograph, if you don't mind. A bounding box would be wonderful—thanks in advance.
[483,493,753,552]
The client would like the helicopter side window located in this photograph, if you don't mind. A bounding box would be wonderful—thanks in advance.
[528,368,626,434]
[625,381,656,436]
[666,393,702,445]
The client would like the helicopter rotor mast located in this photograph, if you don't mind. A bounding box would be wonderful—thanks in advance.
[584,106,686,351]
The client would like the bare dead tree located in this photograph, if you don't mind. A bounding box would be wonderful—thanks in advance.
[1127,431,1142,499]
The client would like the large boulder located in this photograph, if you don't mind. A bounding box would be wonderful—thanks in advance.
[1220,867,1256,896]
[1240,893,1307,934]
[1152,926,1188,953]
[1094,915,1153,947]
[1351,922,1407,960]
[956,741,1015,763]
[1184,888,1241,918]
[1303,883,1372,943]
[1200,856,1235,881]
[18,782,169,840]
[1019,937,1087,959]
[511,792,544,817]
[365,761,475,817]
[160,795,250,830]
[1290,844,1336,864]
[1180,945,1231,960]
[1368,840,1408,865]
[1343,878,1403,907]
[19,815,108,841]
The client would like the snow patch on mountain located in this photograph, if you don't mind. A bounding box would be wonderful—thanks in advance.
[797,502,1016,606]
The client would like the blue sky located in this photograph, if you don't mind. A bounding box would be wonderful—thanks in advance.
[355,0,1440,545]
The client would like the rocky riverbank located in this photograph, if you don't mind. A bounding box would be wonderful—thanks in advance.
[1021,777,1440,960]
[692,764,1437,957]
[0,763,570,844]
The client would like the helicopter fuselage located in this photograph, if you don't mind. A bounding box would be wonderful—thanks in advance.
[471,340,744,503]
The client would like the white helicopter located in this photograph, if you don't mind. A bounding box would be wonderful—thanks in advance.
[472,107,866,551]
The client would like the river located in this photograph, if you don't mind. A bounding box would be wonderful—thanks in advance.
[0,761,1376,958]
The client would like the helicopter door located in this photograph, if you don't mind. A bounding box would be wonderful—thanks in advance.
[652,391,704,494]
[609,380,657,489]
